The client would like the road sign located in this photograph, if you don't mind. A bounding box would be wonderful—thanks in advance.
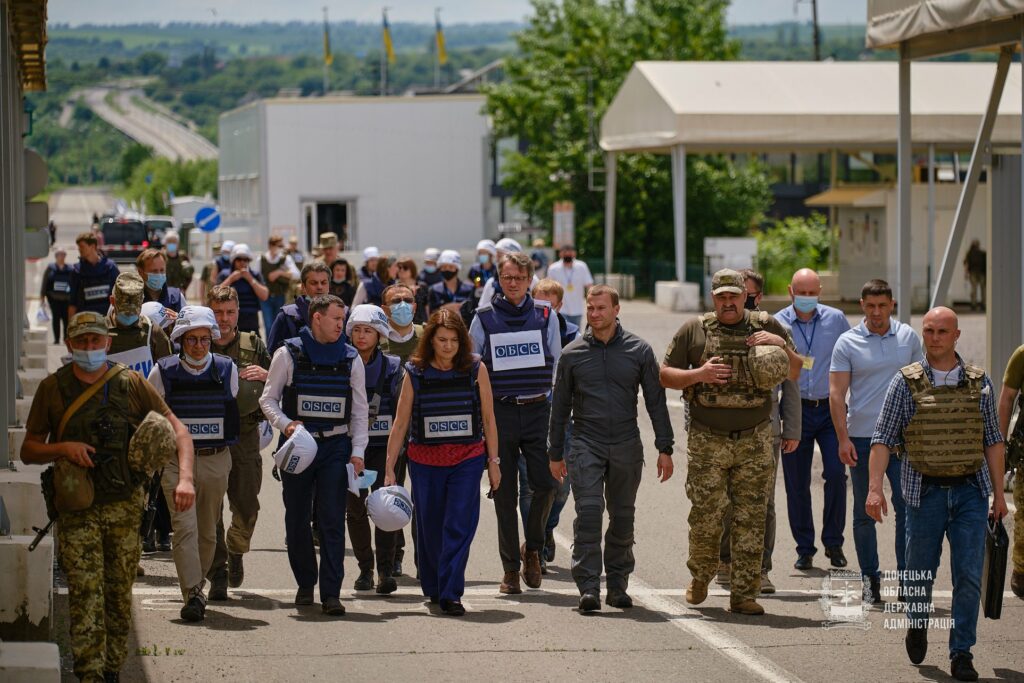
[195,206,221,233]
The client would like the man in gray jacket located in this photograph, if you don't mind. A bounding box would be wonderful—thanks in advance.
[716,269,801,594]
[548,285,675,612]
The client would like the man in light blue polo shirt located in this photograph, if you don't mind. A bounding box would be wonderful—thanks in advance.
[829,278,922,603]
[775,268,850,571]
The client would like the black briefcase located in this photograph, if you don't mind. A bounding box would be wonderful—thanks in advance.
[981,517,1009,619]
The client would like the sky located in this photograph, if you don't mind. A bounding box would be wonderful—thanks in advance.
[48,0,869,27]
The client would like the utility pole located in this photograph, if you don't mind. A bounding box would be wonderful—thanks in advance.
[811,0,821,61]
[322,6,330,96]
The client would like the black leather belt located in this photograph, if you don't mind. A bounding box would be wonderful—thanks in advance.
[802,398,828,408]
[689,421,767,441]
[498,395,548,406]
[922,474,973,488]
[196,446,223,456]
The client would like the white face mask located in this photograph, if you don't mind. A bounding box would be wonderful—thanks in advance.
[184,351,210,367]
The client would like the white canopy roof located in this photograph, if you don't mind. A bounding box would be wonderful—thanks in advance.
[599,61,1023,154]
[866,0,1024,50]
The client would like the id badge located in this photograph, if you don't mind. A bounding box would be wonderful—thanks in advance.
[801,355,815,371]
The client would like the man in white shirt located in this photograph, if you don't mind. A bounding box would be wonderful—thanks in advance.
[544,245,593,326]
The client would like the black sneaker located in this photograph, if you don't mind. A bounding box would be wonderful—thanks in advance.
[180,595,206,622]
[824,546,847,568]
[950,653,978,682]
[544,529,556,562]
[322,597,346,616]
[295,587,314,606]
[353,569,375,591]
[208,570,228,601]
[578,591,600,612]
[376,575,398,595]
[905,627,928,665]
[606,590,633,609]
[440,599,466,616]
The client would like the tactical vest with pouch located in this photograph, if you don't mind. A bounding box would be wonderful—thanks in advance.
[55,363,141,507]
[900,361,986,478]
[235,331,266,421]
[692,311,772,409]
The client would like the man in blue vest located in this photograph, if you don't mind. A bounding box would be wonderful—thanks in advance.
[267,261,332,354]
[260,294,369,616]
[40,246,73,343]
[137,247,186,314]
[69,231,120,317]
[218,243,269,336]
[469,251,561,594]
[147,305,240,623]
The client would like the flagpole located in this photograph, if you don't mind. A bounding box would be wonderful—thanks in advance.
[322,6,330,95]
[434,8,441,91]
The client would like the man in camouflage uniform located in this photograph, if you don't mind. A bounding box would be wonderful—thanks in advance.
[163,231,194,294]
[205,284,272,598]
[20,312,194,682]
[661,269,802,615]
[107,272,173,375]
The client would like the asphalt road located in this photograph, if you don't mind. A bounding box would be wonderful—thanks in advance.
[34,273,1022,682]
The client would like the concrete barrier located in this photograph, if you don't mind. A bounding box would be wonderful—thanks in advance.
[6,429,26,464]
[14,399,32,425]
[19,355,46,370]
[654,281,701,312]
[0,466,48,535]
[21,341,46,357]
[16,370,46,397]
[0,535,53,641]
[0,640,60,682]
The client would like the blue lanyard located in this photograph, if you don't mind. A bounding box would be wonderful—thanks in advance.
[795,317,817,356]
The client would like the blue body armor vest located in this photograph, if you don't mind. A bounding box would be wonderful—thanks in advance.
[156,285,184,313]
[364,351,403,448]
[268,297,309,354]
[558,313,579,348]
[364,275,389,306]
[47,264,73,302]
[75,257,119,314]
[478,296,554,398]
[408,360,482,445]
[219,268,262,332]
[158,353,240,449]
[282,328,356,432]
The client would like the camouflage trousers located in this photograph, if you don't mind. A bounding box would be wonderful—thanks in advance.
[1014,474,1024,573]
[56,488,144,682]
[686,421,773,602]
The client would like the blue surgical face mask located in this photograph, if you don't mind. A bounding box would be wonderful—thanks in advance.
[147,273,167,291]
[424,265,437,274]
[478,253,491,265]
[166,243,178,255]
[72,348,107,372]
[793,295,818,313]
[390,301,414,327]
[116,312,139,326]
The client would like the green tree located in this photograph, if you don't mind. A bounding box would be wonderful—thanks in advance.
[485,0,770,268]
[119,143,154,184]
[123,158,218,214]
[756,213,831,294]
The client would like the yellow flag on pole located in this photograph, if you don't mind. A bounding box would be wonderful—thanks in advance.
[435,10,448,65]
[383,10,396,64]
[323,15,333,66]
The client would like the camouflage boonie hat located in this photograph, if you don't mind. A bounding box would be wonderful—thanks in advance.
[749,345,790,389]
[128,411,177,474]
[318,232,338,249]
[67,311,112,339]
[711,269,745,295]
[113,272,144,315]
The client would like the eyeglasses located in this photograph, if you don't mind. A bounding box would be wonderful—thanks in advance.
[500,275,528,283]
[183,336,213,347]
[388,297,415,305]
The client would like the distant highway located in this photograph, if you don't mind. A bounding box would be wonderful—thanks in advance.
[81,87,218,162]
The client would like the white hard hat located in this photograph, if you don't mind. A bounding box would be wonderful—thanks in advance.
[346,304,391,338]
[259,420,274,451]
[424,247,441,261]
[221,240,236,255]
[273,425,318,475]
[170,305,220,343]
[439,249,461,268]
[476,239,497,256]
[230,243,254,262]
[163,231,179,243]
[363,246,380,261]
[495,237,523,254]
[366,485,414,532]
[141,301,169,328]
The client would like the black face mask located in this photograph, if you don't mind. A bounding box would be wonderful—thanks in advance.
[562,256,573,264]
[744,294,758,311]
[441,270,458,281]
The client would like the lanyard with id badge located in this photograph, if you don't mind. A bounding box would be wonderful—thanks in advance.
[795,318,817,374]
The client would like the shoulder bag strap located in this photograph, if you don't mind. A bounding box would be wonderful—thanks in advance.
[56,364,125,441]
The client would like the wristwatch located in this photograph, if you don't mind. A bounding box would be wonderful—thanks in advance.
[488,458,501,464]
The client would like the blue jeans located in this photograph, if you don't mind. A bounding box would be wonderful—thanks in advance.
[850,437,906,578]
[261,295,285,339]
[905,480,988,657]
[783,401,846,555]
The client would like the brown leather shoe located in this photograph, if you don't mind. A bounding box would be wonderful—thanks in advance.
[499,570,522,595]
[1012,571,1024,599]
[685,579,708,605]
[729,599,765,616]
[521,543,542,589]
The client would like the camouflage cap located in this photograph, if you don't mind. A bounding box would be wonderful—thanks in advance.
[711,268,745,295]
[113,272,144,315]
[318,232,338,249]
[749,345,790,389]
[128,411,177,474]
[67,311,111,339]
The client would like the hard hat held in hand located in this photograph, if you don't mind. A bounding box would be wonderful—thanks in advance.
[749,345,790,389]
[366,485,414,532]
[129,411,177,475]
[273,425,317,475]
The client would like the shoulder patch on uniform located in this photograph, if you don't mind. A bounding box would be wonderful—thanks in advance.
[900,362,925,380]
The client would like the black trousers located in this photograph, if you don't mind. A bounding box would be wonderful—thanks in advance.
[492,400,557,571]
[49,300,69,343]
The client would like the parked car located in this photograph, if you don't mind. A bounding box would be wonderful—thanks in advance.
[101,218,156,264]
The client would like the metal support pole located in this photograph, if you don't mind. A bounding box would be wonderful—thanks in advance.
[896,48,912,322]
[671,145,687,283]
[604,151,617,277]
[931,47,1012,309]
[927,143,935,303]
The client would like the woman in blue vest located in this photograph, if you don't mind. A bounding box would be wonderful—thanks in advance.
[344,304,404,595]
[40,246,73,343]
[217,243,269,336]
[385,308,500,616]
[147,305,240,622]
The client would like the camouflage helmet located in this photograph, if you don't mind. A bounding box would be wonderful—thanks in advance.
[128,411,177,474]
[749,345,790,389]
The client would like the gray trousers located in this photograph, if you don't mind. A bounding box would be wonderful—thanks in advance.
[719,437,781,572]
[566,435,643,594]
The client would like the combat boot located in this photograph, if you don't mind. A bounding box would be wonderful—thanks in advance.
[353,569,375,591]
[228,552,244,588]
[1011,571,1024,599]
[729,599,765,616]
[208,569,229,601]
[685,579,708,605]
[376,568,398,595]
[499,570,522,595]
[759,572,775,595]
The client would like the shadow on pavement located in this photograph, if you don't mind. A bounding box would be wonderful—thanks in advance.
[696,607,824,629]
[992,668,1024,681]
[200,610,270,631]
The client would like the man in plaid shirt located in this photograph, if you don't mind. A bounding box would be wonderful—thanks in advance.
[867,307,1007,682]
